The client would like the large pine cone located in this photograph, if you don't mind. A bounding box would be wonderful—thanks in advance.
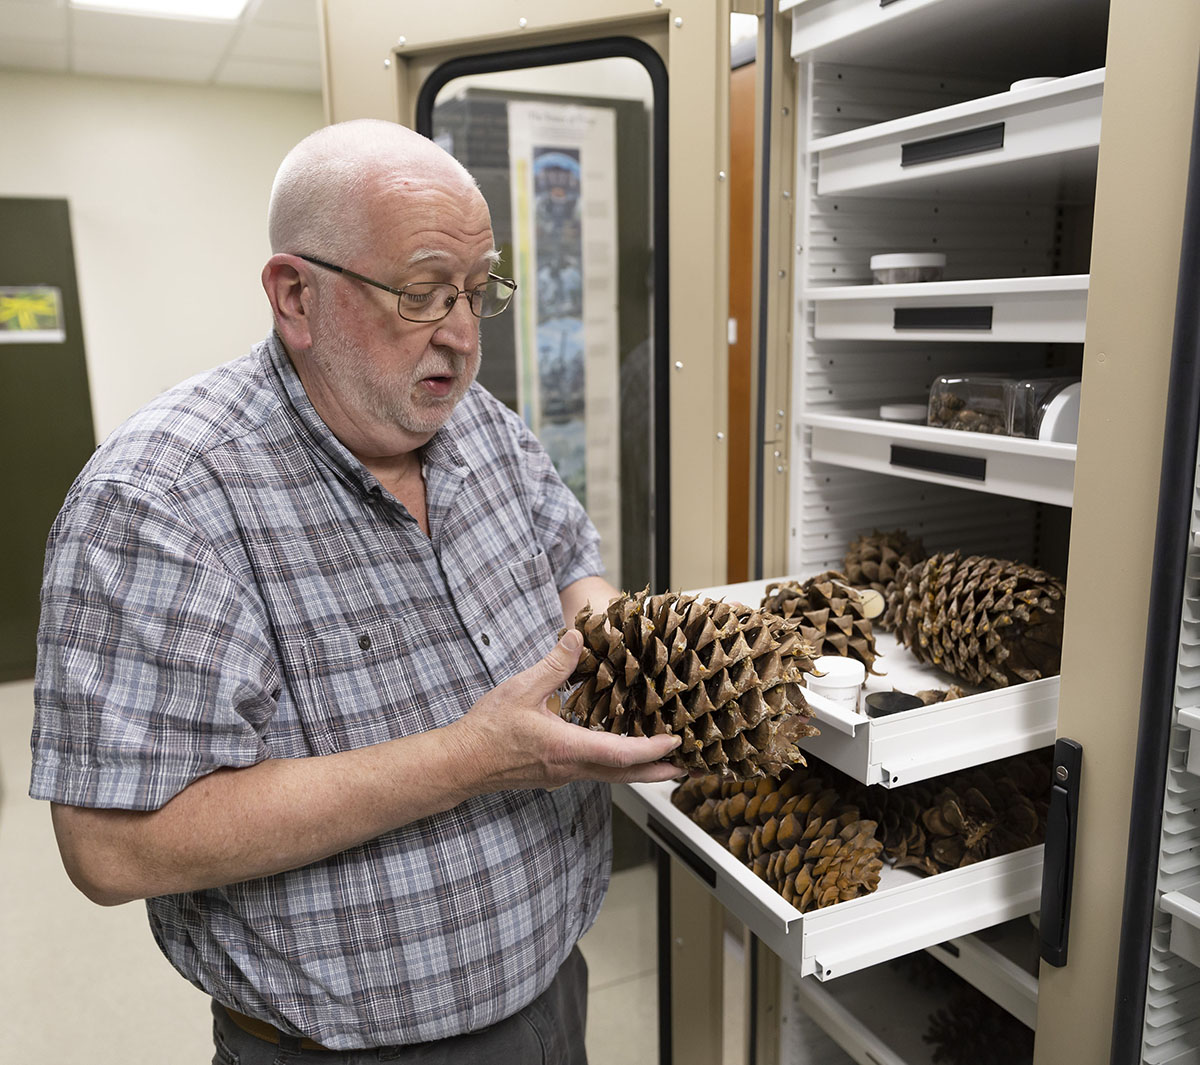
[561,590,820,779]
[760,572,882,674]
[883,552,1065,688]
[672,771,884,912]
[843,528,927,597]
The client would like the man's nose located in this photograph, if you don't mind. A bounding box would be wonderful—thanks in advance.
[431,294,479,352]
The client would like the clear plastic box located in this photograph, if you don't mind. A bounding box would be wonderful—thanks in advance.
[927,373,1013,435]
[927,373,1081,438]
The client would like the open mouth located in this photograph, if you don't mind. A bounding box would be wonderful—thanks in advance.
[421,374,456,397]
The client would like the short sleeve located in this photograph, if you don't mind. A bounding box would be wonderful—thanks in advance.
[30,479,279,811]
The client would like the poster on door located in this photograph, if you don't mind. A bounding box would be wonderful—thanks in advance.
[507,100,621,581]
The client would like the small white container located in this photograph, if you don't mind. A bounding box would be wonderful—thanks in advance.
[807,656,866,714]
[869,252,946,284]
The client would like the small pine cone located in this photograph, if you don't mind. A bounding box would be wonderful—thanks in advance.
[915,686,967,705]
[843,529,927,598]
[562,590,821,780]
[924,986,1035,1065]
[761,572,882,674]
[917,755,1051,871]
[883,552,1066,688]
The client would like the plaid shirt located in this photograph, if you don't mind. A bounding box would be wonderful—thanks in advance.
[31,333,611,1050]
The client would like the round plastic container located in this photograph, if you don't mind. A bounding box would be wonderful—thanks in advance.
[864,691,925,718]
[807,656,867,713]
[869,252,947,284]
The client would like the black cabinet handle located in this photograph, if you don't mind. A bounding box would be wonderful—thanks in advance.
[902,122,1006,167]
[893,306,994,331]
[1040,738,1083,966]
[890,445,987,481]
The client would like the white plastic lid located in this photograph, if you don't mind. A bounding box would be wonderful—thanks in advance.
[869,253,947,269]
[1038,381,1082,443]
[812,655,866,685]
[879,403,928,422]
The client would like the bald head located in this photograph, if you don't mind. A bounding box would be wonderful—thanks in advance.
[267,119,480,262]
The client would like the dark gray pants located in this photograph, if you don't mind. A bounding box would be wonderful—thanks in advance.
[211,947,589,1065]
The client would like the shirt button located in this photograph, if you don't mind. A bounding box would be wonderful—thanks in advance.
[358,633,372,651]
[570,821,578,837]
[481,633,491,645]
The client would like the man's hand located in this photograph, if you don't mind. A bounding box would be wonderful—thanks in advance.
[447,628,683,792]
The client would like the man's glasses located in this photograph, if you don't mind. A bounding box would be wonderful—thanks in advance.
[296,254,517,322]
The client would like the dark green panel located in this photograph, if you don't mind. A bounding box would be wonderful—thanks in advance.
[0,198,96,682]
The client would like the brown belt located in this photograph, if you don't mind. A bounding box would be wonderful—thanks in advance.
[223,1005,330,1052]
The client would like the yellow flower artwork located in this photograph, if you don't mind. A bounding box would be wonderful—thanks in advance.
[0,286,65,343]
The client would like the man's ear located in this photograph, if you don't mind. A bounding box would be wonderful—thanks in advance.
[262,254,314,352]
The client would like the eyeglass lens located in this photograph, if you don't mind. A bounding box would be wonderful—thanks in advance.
[398,280,515,322]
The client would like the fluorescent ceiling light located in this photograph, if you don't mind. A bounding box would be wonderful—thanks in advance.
[70,0,249,19]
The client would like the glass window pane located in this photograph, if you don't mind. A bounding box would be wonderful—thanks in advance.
[426,56,657,593]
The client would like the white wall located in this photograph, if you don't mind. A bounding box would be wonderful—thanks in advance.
[0,70,324,439]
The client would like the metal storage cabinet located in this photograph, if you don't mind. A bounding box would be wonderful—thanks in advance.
[315,0,1200,1060]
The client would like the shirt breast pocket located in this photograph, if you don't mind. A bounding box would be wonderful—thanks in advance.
[296,619,429,756]
[467,547,566,675]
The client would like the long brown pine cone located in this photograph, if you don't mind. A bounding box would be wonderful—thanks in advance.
[561,590,821,780]
[883,552,1066,688]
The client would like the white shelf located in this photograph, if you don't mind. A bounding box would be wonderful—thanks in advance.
[783,0,1109,77]
[615,779,1043,982]
[925,919,1040,1028]
[1177,706,1200,777]
[812,69,1103,198]
[791,965,937,1064]
[1161,882,1200,971]
[805,412,1077,508]
[808,274,1089,344]
[686,578,1060,787]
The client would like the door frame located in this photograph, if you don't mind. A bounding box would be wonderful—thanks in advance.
[319,0,738,591]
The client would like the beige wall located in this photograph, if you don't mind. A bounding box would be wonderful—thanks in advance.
[0,70,323,440]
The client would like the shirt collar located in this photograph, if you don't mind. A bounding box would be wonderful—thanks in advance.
[260,331,468,493]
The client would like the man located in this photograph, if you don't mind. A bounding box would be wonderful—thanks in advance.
[30,119,681,1061]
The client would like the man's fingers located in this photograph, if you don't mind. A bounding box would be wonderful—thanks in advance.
[568,725,681,768]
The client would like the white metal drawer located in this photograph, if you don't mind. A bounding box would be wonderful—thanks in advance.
[615,779,1044,982]
[804,412,1077,507]
[811,69,1104,198]
[808,274,1088,344]
[685,578,1062,785]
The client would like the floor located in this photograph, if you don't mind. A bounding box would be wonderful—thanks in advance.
[0,678,734,1063]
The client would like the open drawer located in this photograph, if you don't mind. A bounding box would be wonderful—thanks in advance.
[688,578,1060,787]
[615,779,1044,982]
[807,274,1089,344]
[810,69,1104,198]
[805,412,1077,508]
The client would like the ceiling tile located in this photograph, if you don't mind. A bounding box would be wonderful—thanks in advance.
[0,37,68,71]
[227,22,318,63]
[0,0,68,40]
[70,7,238,54]
[250,0,317,29]
[71,41,220,81]
[216,56,320,92]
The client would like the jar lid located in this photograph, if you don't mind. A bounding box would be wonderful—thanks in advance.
[870,253,947,269]
[879,402,927,423]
